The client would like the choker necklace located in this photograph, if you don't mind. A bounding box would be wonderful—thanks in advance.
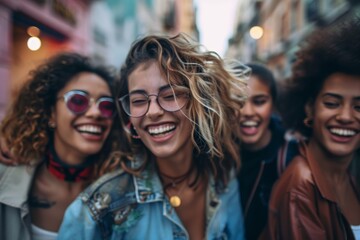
[46,145,94,182]
[159,166,196,208]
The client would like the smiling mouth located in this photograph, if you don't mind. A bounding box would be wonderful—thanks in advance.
[329,128,357,137]
[147,124,176,136]
[77,125,104,136]
[240,120,259,128]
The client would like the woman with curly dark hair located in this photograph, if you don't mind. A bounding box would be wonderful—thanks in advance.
[57,33,249,240]
[0,52,121,240]
[261,17,360,239]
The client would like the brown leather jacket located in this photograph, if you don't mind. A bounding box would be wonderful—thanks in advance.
[260,143,359,240]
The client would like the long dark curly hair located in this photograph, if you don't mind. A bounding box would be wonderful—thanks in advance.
[1,52,122,178]
[280,17,360,138]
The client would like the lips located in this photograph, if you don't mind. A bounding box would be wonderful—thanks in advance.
[241,120,258,127]
[329,127,357,137]
[147,124,176,136]
[240,120,259,135]
[76,124,104,136]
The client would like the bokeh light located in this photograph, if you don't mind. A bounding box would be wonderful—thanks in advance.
[249,26,264,40]
[27,36,41,51]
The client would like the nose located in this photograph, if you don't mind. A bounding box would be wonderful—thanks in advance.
[336,105,354,123]
[146,95,164,118]
[85,98,102,118]
[240,100,255,116]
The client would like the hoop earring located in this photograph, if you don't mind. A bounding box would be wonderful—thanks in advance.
[127,122,140,139]
[303,117,313,127]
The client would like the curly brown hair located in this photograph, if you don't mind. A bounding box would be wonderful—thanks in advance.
[0,52,122,178]
[280,17,360,138]
[115,33,249,188]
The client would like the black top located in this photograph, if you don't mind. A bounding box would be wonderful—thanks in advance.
[238,117,297,240]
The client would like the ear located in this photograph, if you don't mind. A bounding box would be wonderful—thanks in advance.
[49,106,56,124]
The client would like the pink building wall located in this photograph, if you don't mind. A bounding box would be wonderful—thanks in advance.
[0,0,91,120]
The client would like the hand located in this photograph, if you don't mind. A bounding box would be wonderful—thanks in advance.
[0,136,18,166]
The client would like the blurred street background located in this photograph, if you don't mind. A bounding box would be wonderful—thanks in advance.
[0,0,359,120]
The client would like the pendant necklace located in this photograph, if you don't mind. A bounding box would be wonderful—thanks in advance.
[159,166,195,208]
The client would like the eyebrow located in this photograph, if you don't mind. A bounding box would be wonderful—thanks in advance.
[322,93,342,99]
[129,84,172,95]
[322,93,360,101]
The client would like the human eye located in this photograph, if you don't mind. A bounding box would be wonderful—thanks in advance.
[324,101,340,108]
[252,96,269,106]
[130,94,147,105]
[69,93,88,106]
[322,94,342,109]
[160,89,177,101]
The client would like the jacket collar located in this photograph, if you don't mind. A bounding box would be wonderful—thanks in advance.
[300,141,360,203]
[132,157,164,204]
[130,153,223,213]
[0,165,36,208]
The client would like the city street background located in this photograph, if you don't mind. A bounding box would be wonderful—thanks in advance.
[0,0,359,120]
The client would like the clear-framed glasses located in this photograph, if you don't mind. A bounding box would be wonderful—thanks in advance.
[119,86,190,118]
[59,90,115,119]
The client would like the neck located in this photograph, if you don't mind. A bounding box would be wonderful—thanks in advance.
[243,128,272,151]
[46,144,94,182]
[308,139,353,181]
[155,148,194,178]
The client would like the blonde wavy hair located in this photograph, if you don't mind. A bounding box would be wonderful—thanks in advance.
[115,33,249,187]
[0,52,122,179]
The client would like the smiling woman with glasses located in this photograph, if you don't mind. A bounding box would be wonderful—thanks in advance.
[58,34,249,240]
[0,52,122,240]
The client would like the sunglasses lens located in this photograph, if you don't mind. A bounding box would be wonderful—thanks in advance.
[67,93,89,114]
[98,99,115,118]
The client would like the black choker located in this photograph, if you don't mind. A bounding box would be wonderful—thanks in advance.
[46,145,95,182]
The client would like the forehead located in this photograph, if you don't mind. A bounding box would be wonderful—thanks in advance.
[60,72,111,96]
[128,61,167,92]
[319,73,360,97]
[248,75,271,96]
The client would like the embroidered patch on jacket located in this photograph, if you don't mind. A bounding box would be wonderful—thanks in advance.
[112,207,142,233]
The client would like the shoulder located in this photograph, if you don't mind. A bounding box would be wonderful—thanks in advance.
[80,169,137,221]
[273,155,314,197]
[82,168,130,201]
[0,164,9,179]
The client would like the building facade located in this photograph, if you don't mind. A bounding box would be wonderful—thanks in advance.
[226,0,360,81]
[0,0,198,120]
[0,0,92,119]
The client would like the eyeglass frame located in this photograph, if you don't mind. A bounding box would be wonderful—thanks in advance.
[58,90,116,118]
[118,85,190,118]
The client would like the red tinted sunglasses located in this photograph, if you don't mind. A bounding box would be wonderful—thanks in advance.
[60,90,115,118]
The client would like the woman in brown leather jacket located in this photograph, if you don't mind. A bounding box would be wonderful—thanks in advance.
[261,17,360,240]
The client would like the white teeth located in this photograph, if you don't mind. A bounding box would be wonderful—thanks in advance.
[242,121,258,127]
[77,125,102,134]
[148,124,175,135]
[330,128,356,137]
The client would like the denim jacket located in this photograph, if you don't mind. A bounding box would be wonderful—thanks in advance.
[57,157,245,240]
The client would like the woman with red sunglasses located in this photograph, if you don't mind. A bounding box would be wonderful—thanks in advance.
[0,52,121,240]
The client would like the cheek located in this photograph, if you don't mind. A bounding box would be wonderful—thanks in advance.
[258,105,273,121]
[105,119,114,134]
[130,118,141,131]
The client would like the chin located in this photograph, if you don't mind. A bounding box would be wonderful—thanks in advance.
[242,136,260,146]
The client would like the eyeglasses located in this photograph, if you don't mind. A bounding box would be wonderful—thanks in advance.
[59,90,115,118]
[119,86,190,118]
